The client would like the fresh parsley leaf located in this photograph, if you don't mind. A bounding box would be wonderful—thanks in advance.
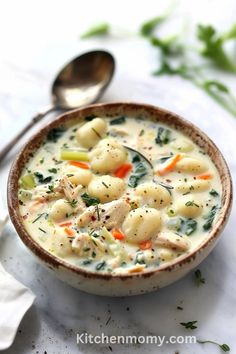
[197,340,230,352]
[140,16,166,37]
[180,321,198,330]
[197,24,236,73]
[151,35,183,55]
[66,199,78,208]
[48,168,57,174]
[81,23,110,39]
[201,80,236,117]
[34,172,52,184]
[194,269,205,286]
[81,193,100,207]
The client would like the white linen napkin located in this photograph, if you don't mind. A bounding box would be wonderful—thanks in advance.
[0,197,36,351]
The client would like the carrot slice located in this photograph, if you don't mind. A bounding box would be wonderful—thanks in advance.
[128,265,145,273]
[157,154,182,176]
[157,154,182,175]
[64,227,75,237]
[69,161,90,169]
[112,229,125,240]
[59,222,72,227]
[29,198,46,212]
[114,163,133,178]
[196,173,213,180]
[139,240,152,250]
[34,197,46,205]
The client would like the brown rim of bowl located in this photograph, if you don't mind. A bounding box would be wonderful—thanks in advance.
[7,102,233,280]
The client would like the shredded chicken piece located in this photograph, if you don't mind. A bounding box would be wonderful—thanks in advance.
[32,185,63,200]
[153,232,190,251]
[77,199,131,230]
[114,264,146,274]
[58,176,81,200]
[72,233,96,257]
[109,127,129,137]
[54,177,86,213]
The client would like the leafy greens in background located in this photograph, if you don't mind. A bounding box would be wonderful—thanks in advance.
[80,14,236,118]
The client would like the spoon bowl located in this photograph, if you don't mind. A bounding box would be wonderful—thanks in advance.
[52,51,115,108]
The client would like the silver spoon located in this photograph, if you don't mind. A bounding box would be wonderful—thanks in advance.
[0,50,115,163]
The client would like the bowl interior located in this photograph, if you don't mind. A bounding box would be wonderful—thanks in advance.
[7,102,233,278]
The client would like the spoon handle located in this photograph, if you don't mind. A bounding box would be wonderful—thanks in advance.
[0,105,55,163]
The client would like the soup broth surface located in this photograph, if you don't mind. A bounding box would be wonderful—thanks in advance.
[18,115,222,274]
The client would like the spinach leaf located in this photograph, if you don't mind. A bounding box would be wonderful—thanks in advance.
[209,189,219,197]
[132,154,141,163]
[47,128,66,142]
[128,162,147,188]
[155,126,171,145]
[34,172,52,184]
[135,252,146,265]
[180,218,198,236]
[81,193,100,207]
[203,205,219,231]
[110,116,126,125]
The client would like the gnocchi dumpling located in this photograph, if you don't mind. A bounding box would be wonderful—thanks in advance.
[122,207,162,243]
[76,118,107,148]
[174,179,211,193]
[87,175,125,203]
[176,195,203,218]
[159,248,177,262]
[63,165,92,186]
[138,249,159,265]
[175,157,207,174]
[46,228,73,258]
[170,138,194,152]
[135,182,171,209]
[49,199,74,222]
[89,138,127,173]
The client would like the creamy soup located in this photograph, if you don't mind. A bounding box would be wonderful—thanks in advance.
[18,116,222,274]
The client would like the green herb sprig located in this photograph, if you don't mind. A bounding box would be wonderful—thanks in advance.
[180,320,198,330]
[194,269,205,286]
[197,340,230,352]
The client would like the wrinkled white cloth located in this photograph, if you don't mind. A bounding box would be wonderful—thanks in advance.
[0,197,35,350]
